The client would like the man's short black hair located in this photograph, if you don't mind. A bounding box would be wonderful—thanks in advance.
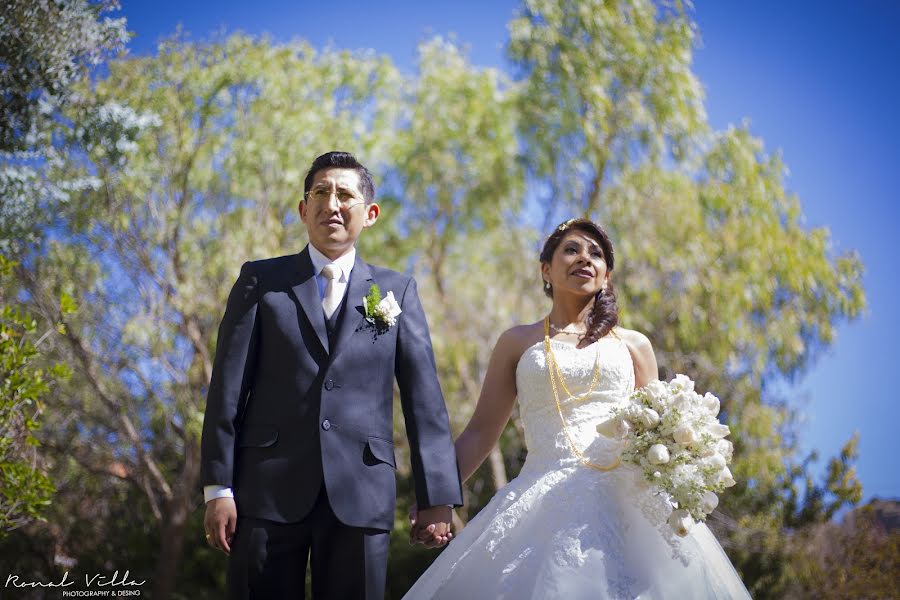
[303,151,375,203]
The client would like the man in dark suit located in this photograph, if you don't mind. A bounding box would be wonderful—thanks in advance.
[201,151,462,599]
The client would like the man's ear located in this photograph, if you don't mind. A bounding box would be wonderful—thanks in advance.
[364,202,380,227]
[299,200,308,223]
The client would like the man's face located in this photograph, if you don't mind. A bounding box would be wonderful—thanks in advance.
[299,167,378,259]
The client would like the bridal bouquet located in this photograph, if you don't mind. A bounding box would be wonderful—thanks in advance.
[597,374,736,536]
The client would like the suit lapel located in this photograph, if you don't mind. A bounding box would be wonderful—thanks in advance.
[291,247,329,354]
[329,255,373,363]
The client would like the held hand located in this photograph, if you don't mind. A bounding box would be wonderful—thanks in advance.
[408,504,440,545]
[411,505,453,549]
[408,503,419,544]
[204,497,237,555]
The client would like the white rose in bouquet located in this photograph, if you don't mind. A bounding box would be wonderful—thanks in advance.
[645,379,668,398]
[644,379,669,412]
[673,425,697,445]
[671,391,693,411]
[700,491,719,513]
[716,439,734,461]
[718,466,737,488]
[707,453,727,471]
[672,373,695,392]
[596,416,631,438]
[698,441,717,457]
[647,444,670,465]
[702,392,720,414]
[668,508,693,537]
[637,407,661,428]
[708,423,731,439]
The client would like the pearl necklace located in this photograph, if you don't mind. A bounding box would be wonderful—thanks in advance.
[548,322,587,335]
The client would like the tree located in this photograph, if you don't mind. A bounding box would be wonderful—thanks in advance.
[508,0,706,217]
[0,0,129,255]
[508,1,865,596]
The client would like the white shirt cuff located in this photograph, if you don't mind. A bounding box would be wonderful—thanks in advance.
[204,485,234,503]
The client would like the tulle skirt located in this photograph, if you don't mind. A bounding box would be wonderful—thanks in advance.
[403,459,751,599]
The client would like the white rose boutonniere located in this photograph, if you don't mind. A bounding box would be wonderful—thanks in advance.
[363,284,402,333]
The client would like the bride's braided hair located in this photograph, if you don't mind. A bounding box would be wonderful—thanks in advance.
[540,218,619,344]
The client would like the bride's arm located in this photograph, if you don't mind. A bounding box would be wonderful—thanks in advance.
[454,329,522,484]
[619,328,659,389]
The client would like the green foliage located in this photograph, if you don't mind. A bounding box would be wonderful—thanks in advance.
[785,435,864,528]
[0,256,72,534]
[0,0,132,256]
[508,0,706,214]
[0,0,128,152]
[783,499,900,599]
[364,283,383,317]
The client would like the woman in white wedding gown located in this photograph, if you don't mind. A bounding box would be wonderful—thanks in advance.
[404,219,751,599]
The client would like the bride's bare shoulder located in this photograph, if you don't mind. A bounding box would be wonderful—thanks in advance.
[495,321,545,359]
[614,327,659,386]
[613,326,653,353]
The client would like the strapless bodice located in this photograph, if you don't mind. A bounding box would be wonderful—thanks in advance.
[515,334,635,470]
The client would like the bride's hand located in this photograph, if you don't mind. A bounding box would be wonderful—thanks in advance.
[409,504,454,548]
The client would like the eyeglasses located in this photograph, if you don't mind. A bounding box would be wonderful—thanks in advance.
[305,186,366,209]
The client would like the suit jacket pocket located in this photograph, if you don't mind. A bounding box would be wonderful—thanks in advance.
[365,436,396,469]
[238,425,279,448]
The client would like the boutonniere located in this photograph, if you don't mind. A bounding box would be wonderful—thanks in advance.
[362,284,402,333]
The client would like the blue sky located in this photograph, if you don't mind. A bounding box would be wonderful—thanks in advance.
[119,0,899,502]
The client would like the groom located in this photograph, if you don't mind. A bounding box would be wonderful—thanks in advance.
[200,151,462,599]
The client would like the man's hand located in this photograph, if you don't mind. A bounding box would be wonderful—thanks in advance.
[409,504,453,548]
[204,497,237,554]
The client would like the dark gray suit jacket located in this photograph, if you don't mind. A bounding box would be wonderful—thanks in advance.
[200,246,462,530]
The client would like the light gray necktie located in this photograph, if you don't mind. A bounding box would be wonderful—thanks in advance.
[320,264,341,319]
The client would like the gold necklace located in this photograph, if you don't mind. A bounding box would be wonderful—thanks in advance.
[545,318,601,398]
[543,316,621,472]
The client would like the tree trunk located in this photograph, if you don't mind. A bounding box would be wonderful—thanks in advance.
[152,499,189,600]
[152,438,201,599]
[585,153,608,218]
[488,444,508,490]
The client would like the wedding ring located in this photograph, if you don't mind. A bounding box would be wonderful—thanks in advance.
[205,533,211,539]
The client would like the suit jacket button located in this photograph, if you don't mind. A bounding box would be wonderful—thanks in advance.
[324,380,334,391]
[322,419,331,431]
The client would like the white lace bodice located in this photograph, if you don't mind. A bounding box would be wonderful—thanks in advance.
[515,334,635,472]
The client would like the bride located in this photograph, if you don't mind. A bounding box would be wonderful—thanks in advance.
[404,219,751,599]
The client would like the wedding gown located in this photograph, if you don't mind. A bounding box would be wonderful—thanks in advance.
[404,335,752,599]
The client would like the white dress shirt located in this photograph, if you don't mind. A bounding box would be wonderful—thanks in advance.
[308,243,356,310]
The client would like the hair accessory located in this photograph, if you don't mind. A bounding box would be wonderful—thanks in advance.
[557,218,578,232]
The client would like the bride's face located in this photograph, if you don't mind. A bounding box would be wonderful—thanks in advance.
[541,230,609,297]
